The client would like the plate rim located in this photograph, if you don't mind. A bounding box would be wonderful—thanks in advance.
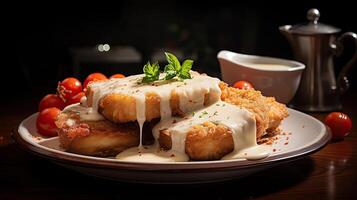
[12,108,331,171]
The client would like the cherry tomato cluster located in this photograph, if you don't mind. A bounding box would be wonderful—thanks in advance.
[36,72,125,137]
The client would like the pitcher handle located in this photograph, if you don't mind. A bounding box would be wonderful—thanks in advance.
[332,32,357,94]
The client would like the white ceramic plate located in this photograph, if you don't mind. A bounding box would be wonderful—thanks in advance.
[13,108,330,184]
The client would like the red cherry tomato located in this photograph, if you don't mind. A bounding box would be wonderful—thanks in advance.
[110,73,125,79]
[325,112,352,140]
[57,77,82,100]
[233,81,254,90]
[83,73,108,91]
[39,94,65,111]
[65,92,85,106]
[36,107,61,137]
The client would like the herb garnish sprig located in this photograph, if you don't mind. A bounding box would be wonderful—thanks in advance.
[141,61,160,83]
[163,52,193,80]
[141,52,193,83]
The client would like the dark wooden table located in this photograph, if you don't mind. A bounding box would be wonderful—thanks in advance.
[1,92,356,200]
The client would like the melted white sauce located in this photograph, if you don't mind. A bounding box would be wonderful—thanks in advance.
[115,144,189,162]
[65,118,76,126]
[152,101,257,155]
[64,71,270,162]
[135,95,146,149]
[63,102,104,121]
[87,71,221,147]
[222,145,270,160]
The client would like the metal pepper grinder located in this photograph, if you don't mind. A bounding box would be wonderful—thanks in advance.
[280,8,357,111]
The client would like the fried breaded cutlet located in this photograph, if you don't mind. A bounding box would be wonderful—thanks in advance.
[159,121,235,161]
[88,81,287,138]
[56,111,154,157]
[265,97,289,132]
[158,84,289,160]
[57,82,288,160]
[219,82,288,137]
[96,91,211,123]
[85,72,220,123]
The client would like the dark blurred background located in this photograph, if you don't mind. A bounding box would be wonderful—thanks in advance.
[5,1,357,103]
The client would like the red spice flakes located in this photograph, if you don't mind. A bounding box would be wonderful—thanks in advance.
[284,142,289,145]
[273,149,276,152]
[257,129,281,145]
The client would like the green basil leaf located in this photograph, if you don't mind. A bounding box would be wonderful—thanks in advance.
[142,61,160,83]
[164,64,177,80]
[164,64,175,73]
[179,71,191,79]
[179,59,193,79]
[165,72,177,80]
[143,61,152,75]
[165,52,181,72]
[151,62,160,78]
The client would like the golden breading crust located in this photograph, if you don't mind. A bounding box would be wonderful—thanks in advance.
[219,82,270,138]
[159,121,234,160]
[89,90,210,123]
[220,82,288,135]
[56,111,154,157]
[266,97,289,132]
[98,91,187,123]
